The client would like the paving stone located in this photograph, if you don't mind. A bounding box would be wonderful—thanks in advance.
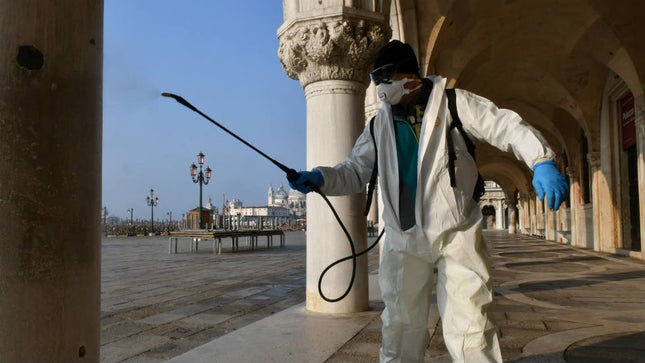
[498,327,552,350]
[137,313,186,325]
[101,321,150,344]
[101,335,170,363]
[167,304,211,316]
[179,313,232,326]
[498,318,547,330]
[542,320,593,331]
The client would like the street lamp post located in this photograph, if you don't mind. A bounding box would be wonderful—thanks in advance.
[126,208,134,236]
[166,211,172,233]
[190,152,212,229]
[146,189,159,235]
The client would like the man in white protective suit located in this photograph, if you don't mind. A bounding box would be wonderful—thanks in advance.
[289,40,569,363]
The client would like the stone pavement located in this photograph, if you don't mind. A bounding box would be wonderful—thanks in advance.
[100,232,308,363]
[101,230,645,363]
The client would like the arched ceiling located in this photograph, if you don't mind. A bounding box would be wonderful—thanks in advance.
[393,0,644,196]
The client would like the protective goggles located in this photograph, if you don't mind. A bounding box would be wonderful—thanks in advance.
[370,63,398,85]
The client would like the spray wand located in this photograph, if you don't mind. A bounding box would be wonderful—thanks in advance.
[162,92,383,303]
[161,93,299,183]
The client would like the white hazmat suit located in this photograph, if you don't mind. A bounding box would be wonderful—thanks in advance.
[316,75,555,363]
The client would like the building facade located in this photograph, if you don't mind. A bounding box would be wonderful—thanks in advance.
[268,184,307,218]
[224,197,293,230]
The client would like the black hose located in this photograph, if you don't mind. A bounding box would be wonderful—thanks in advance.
[314,194,384,302]
[163,92,384,302]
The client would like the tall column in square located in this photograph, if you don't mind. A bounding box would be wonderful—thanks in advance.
[0,1,103,362]
[279,5,389,313]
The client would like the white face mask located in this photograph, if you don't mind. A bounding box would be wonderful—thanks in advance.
[376,78,420,104]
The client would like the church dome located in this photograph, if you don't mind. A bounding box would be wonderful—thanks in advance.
[274,184,288,199]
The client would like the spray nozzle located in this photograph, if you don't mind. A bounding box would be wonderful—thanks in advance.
[161,92,198,112]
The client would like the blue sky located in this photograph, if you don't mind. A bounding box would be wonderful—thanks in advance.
[103,1,306,222]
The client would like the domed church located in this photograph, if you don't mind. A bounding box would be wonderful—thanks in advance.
[268,184,306,218]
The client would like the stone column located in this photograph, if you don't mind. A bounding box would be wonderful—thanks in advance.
[495,199,504,229]
[506,195,518,234]
[367,188,379,226]
[536,195,545,232]
[529,191,537,235]
[587,152,602,251]
[278,7,389,313]
[518,193,531,234]
[545,202,556,241]
[634,96,645,251]
[0,1,103,362]
[566,167,579,245]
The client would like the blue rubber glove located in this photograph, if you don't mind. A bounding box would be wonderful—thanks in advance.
[289,169,323,194]
[532,160,569,211]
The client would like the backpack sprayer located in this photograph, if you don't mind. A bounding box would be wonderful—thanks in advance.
[162,92,382,302]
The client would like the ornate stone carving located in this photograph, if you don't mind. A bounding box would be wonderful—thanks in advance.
[586,152,600,168]
[278,18,390,87]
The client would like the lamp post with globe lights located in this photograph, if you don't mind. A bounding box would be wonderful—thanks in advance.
[146,189,159,235]
[190,152,212,229]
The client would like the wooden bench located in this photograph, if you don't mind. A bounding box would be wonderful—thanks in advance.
[168,229,285,254]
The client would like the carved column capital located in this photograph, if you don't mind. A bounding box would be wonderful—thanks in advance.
[278,17,390,88]
[566,166,577,179]
[587,151,600,168]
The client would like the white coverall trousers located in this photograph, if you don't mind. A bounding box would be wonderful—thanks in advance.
[378,214,502,363]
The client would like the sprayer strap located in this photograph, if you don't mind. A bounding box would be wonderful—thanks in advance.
[364,116,378,216]
[446,88,486,202]
[446,89,459,187]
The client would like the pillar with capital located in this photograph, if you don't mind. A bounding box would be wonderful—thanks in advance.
[278,5,389,313]
[0,1,103,362]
